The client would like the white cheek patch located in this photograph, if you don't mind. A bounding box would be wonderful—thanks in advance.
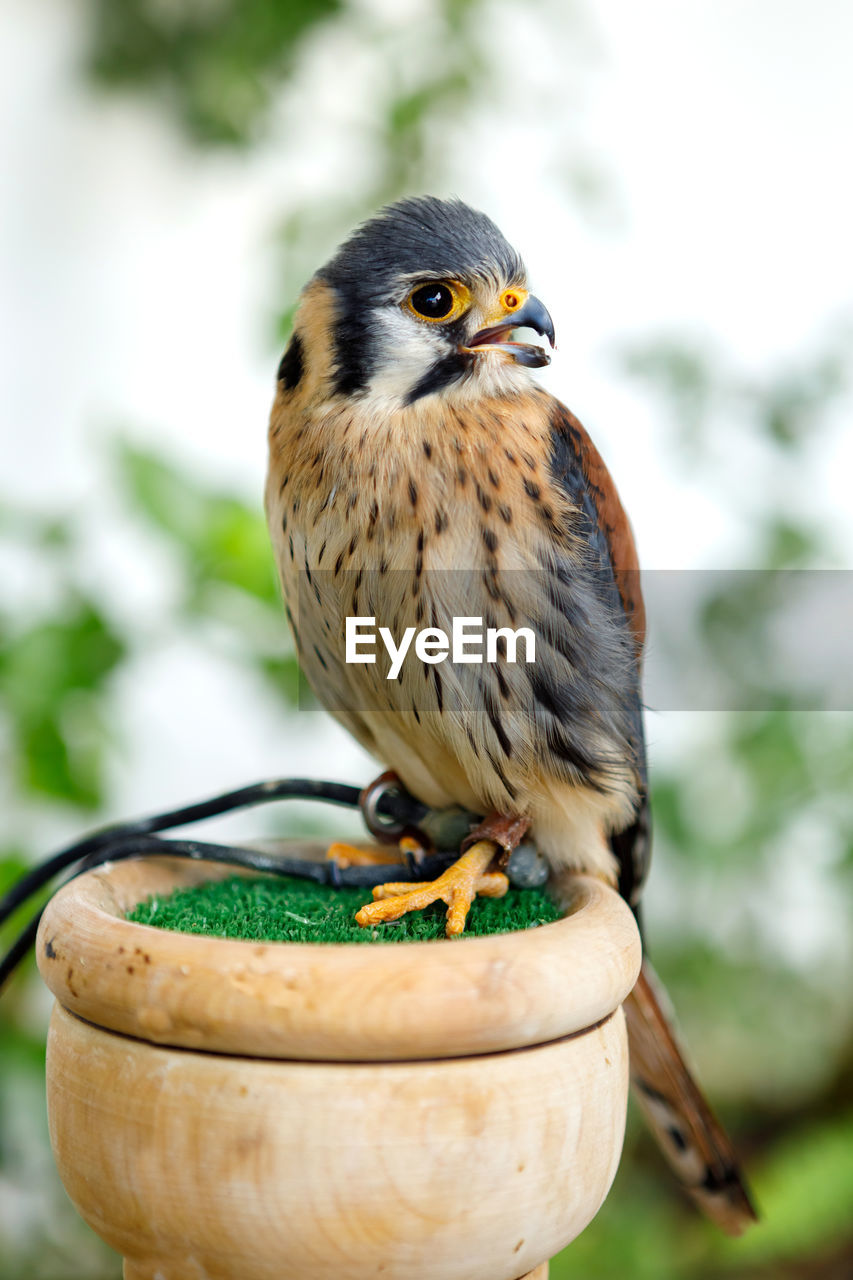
[366,309,448,404]
[363,306,535,409]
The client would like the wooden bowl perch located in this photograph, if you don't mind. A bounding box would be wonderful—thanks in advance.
[37,848,641,1280]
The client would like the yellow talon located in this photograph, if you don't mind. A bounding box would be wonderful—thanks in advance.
[354,840,508,937]
[325,842,406,869]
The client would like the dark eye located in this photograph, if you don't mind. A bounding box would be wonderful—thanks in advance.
[409,282,455,320]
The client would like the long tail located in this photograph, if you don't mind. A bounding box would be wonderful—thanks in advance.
[624,958,758,1235]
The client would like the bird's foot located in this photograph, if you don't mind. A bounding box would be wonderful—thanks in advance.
[325,842,407,869]
[354,839,508,937]
[326,834,427,870]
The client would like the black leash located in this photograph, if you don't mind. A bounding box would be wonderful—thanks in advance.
[0,775,470,993]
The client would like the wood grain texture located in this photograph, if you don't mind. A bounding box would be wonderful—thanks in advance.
[48,1004,624,1280]
[36,852,641,1061]
[40,856,638,1276]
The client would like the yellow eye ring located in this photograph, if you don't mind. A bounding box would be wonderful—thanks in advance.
[405,280,470,324]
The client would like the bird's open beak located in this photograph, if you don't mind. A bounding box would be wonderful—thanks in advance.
[464,295,556,368]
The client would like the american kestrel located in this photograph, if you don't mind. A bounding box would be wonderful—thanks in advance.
[265,196,755,1233]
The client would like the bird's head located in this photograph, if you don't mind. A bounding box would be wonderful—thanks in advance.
[283,196,555,410]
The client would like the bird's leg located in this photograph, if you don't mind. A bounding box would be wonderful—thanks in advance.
[462,812,531,856]
[355,813,531,938]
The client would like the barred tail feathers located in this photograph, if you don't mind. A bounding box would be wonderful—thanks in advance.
[625,959,758,1236]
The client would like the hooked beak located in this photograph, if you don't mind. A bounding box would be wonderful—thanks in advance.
[464,295,556,368]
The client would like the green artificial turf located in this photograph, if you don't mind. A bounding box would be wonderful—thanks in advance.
[126,873,561,943]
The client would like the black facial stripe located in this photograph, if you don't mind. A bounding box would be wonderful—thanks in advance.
[331,287,474,402]
[321,279,375,396]
[277,332,304,390]
[404,352,468,406]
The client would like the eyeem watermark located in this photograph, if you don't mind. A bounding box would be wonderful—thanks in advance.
[346,616,536,680]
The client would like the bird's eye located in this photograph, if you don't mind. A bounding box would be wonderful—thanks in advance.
[406,281,460,322]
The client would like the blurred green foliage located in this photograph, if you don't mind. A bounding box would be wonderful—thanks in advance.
[118,442,282,609]
[0,446,302,1278]
[0,601,125,808]
[88,0,346,145]
[2,0,852,1276]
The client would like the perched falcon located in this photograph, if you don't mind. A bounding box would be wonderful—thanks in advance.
[266,196,755,1234]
